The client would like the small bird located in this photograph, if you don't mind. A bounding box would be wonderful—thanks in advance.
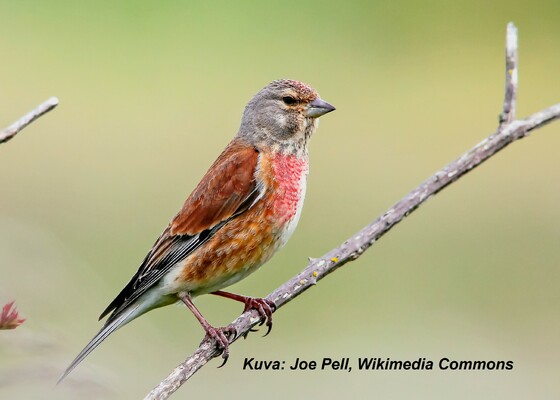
[59,79,335,381]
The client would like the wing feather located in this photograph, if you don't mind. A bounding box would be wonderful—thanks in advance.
[99,140,261,321]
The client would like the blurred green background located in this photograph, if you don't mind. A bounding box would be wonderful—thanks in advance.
[1,1,559,399]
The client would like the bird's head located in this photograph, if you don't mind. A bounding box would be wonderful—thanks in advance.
[238,79,335,156]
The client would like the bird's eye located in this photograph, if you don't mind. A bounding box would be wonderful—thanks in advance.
[282,96,296,105]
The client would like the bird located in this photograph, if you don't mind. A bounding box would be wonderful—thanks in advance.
[59,79,335,382]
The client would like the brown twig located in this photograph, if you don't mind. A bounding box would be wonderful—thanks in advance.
[0,97,59,144]
[145,22,559,400]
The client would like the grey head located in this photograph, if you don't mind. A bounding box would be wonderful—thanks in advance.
[237,79,335,156]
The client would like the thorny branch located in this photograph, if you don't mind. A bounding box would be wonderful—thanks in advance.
[0,97,59,144]
[145,22,560,400]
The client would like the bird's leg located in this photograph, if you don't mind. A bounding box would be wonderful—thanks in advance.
[178,292,234,367]
[211,290,276,336]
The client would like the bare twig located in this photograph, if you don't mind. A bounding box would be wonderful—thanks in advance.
[145,23,559,400]
[500,22,518,126]
[0,97,59,144]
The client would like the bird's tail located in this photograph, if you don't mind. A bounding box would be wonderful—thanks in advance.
[57,303,141,384]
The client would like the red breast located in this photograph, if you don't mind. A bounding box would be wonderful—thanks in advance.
[174,147,308,292]
[269,151,309,226]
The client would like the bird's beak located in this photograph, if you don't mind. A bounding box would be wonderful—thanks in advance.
[307,98,336,118]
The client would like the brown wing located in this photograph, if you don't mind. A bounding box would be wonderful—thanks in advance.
[99,140,261,321]
[171,141,260,236]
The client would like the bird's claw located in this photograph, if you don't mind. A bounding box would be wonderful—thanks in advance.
[202,326,236,367]
[243,327,259,339]
[243,298,276,337]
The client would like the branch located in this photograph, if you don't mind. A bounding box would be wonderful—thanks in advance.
[145,22,559,400]
[500,22,518,126]
[0,97,59,144]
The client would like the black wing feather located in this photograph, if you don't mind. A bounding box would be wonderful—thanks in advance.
[99,186,261,322]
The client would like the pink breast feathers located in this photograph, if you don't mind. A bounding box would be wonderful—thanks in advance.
[271,153,308,225]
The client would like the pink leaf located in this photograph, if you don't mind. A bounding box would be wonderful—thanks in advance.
[0,301,26,330]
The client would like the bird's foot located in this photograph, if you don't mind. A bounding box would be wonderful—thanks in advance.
[202,325,236,368]
[242,297,276,337]
[210,291,277,337]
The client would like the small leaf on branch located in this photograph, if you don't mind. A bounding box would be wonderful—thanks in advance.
[0,301,26,330]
